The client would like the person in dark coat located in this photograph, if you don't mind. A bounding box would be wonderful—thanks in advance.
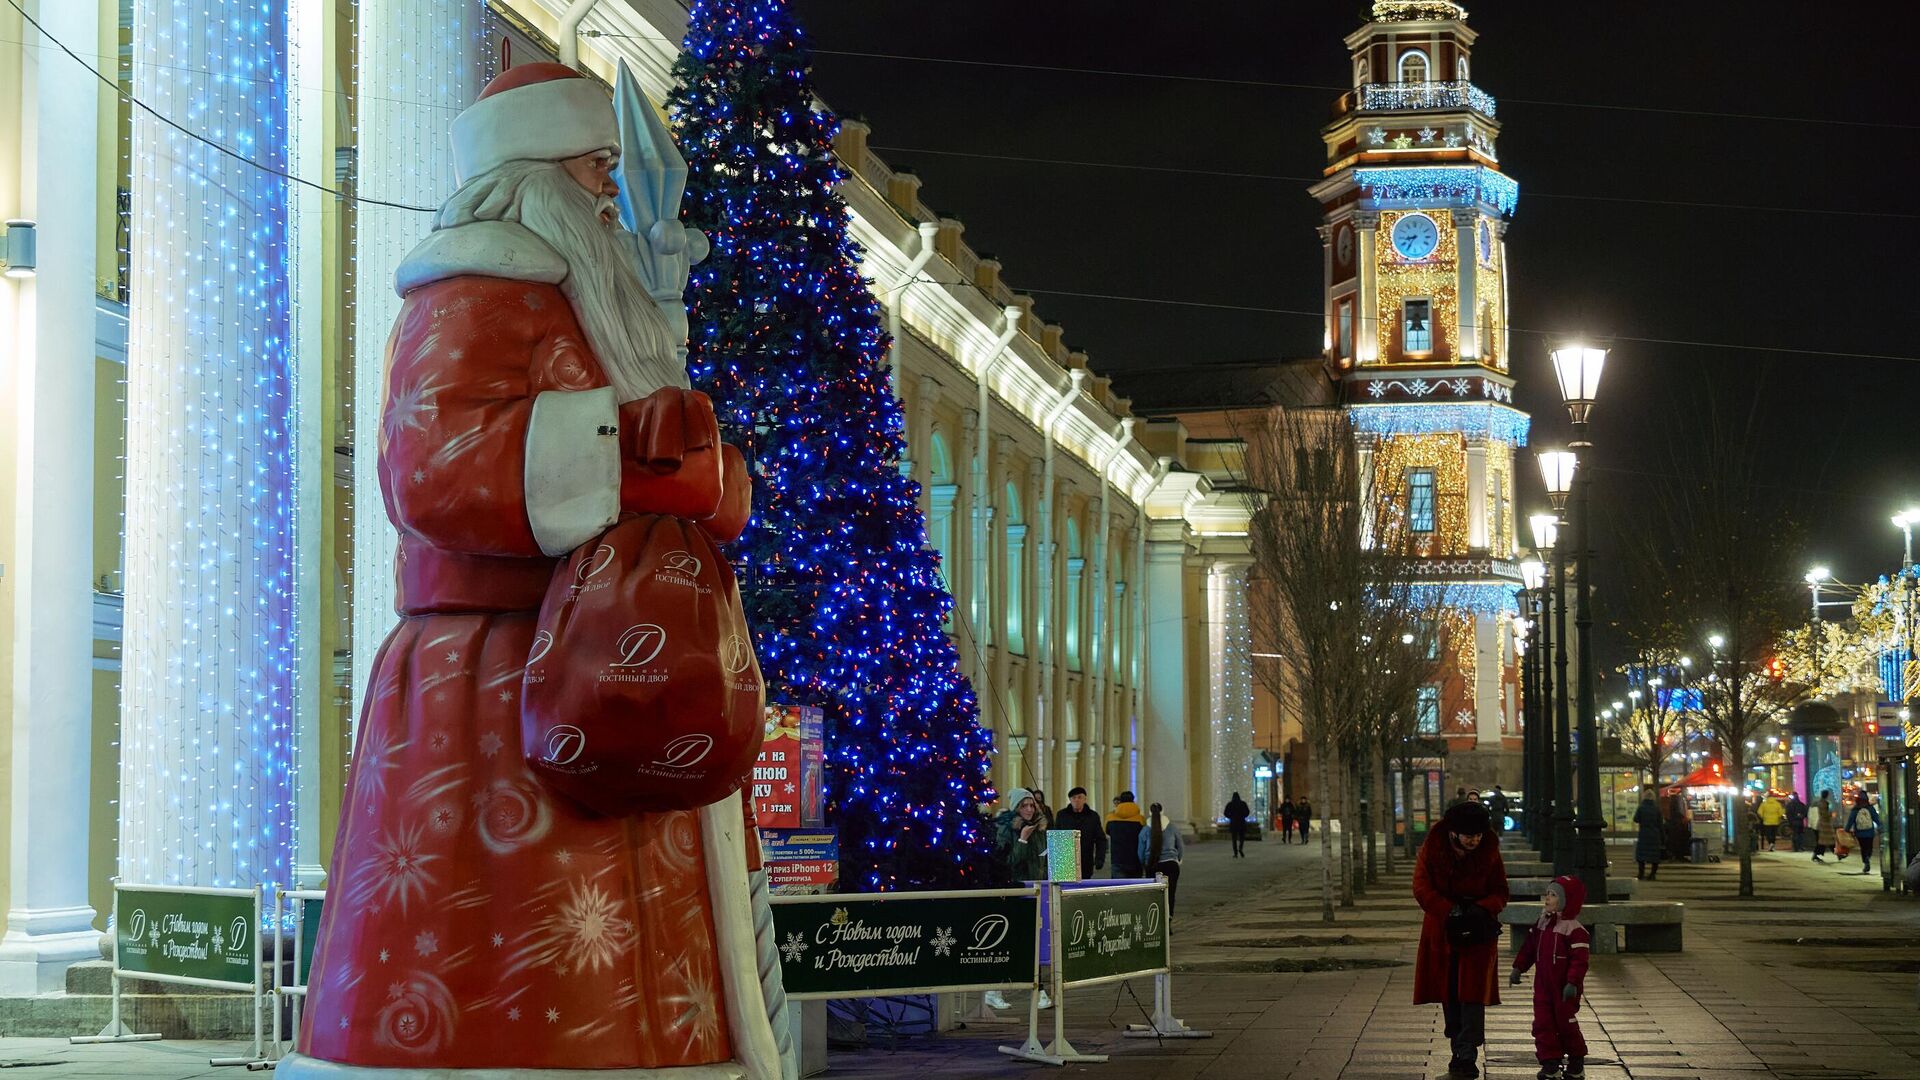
[994,788,1048,881]
[1051,786,1107,879]
[1224,792,1252,857]
[1633,794,1664,880]
[1296,797,1314,843]
[1785,793,1808,852]
[1277,797,1296,842]
[1413,800,1509,1079]
[1488,786,1511,832]
[1106,793,1146,877]
[1665,794,1693,861]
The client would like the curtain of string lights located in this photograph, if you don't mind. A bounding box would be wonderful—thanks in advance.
[121,0,296,889]
[348,0,491,715]
[1209,561,1255,821]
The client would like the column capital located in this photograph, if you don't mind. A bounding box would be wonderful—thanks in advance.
[1450,207,1479,227]
[1352,210,1381,230]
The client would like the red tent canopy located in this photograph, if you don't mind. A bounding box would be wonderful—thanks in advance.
[1662,761,1729,794]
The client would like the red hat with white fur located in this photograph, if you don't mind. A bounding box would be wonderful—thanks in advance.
[450,63,619,185]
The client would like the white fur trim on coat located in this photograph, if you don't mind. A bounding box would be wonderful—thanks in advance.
[452,77,619,185]
[394,221,568,297]
[524,387,621,557]
[700,800,785,1080]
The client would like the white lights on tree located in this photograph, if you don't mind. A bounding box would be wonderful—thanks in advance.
[122,0,297,889]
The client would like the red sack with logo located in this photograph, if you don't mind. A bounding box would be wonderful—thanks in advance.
[521,514,764,816]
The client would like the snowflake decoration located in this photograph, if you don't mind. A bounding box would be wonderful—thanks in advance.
[491,933,505,948]
[411,469,426,485]
[415,930,439,957]
[475,484,492,499]
[1367,381,1387,398]
[554,880,634,974]
[508,1007,521,1021]
[338,1016,349,1029]
[931,927,956,957]
[1418,126,1437,143]
[429,731,450,752]
[1404,379,1432,396]
[546,1007,560,1024]
[211,927,224,952]
[1448,378,1472,395]
[378,948,390,963]
[1368,127,1387,145]
[497,689,514,704]
[444,650,461,665]
[555,849,573,866]
[388,981,406,1001]
[783,782,797,794]
[386,372,444,436]
[478,731,504,758]
[781,932,809,963]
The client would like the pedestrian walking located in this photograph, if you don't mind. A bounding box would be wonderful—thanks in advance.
[1757,792,1786,851]
[1052,786,1107,879]
[1633,794,1664,880]
[1413,800,1509,1080]
[1489,786,1512,833]
[1105,792,1146,878]
[1844,791,1880,875]
[1811,790,1837,862]
[995,788,1049,881]
[1666,794,1693,862]
[1786,792,1808,852]
[1224,792,1252,857]
[1296,797,1314,843]
[1448,786,1470,808]
[1510,875,1591,1079]
[1278,797,1297,842]
[1139,803,1185,914]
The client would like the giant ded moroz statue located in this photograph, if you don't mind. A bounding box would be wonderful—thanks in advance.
[282,62,794,1079]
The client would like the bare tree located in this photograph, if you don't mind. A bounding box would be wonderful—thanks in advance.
[1241,408,1444,920]
[1623,394,1805,897]
[1609,650,1688,788]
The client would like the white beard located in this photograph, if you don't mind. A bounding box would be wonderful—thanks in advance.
[435,160,688,401]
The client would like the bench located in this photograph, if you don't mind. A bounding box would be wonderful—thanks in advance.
[1501,859,1553,878]
[1498,900,1683,954]
[1508,877,1635,901]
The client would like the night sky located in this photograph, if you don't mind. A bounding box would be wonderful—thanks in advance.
[794,1,1920,661]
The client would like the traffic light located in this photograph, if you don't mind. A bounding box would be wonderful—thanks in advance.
[1865,720,1879,737]
[1765,656,1786,682]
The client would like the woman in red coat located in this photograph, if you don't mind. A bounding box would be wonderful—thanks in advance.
[1413,800,1509,1079]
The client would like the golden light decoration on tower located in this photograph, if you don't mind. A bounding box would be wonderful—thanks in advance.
[1370,432,1469,556]
[1375,211,1461,365]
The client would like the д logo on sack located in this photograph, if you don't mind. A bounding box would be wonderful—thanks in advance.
[521,514,765,816]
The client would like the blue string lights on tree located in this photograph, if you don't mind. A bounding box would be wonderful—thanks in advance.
[668,0,995,890]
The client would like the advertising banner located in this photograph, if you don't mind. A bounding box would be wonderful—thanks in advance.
[116,887,257,987]
[771,890,1038,999]
[755,705,823,828]
[1056,883,1169,987]
[762,829,838,893]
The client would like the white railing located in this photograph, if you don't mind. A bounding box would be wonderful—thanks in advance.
[1358,80,1496,118]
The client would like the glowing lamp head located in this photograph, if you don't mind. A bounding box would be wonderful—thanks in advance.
[1805,566,1830,585]
[1528,513,1558,552]
[1519,558,1546,591]
[1894,509,1920,529]
[1537,450,1577,511]
[1550,344,1608,425]
[1708,633,1726,650]
[1,219,35,278]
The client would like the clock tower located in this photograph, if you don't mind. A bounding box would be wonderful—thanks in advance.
[1310,1,1528,788]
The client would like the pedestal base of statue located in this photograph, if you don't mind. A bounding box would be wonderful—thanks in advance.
[273,1054,751,1080]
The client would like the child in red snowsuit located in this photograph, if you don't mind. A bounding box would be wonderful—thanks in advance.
[1510,875,1590,1079]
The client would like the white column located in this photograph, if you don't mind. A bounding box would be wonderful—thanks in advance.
[1475,613,1502,748]
[1466,440,1488,552]
[351,0,489,716]
[1208,559,1254,820]
[1142,539,1193,828]
[1356,437,1377,548]
[1453,208,1479,361]
[1353,211,1379,364]
[122,0,298,890]
[1317,224,1334,355]
[0,0,102,993]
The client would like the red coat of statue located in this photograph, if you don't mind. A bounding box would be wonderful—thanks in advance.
[292,63,784,1080]
[1411,815,1509,1006]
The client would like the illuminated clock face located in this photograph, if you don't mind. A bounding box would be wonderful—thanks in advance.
[1391,212,1440,261]
[1335,224,1354,267]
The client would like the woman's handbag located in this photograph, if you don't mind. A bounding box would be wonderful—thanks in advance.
[1446,900,1501,947]
[1835,831,1854,858]
[521,514,765,816]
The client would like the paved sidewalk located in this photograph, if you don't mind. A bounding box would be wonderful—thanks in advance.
[3,834,1915,1078]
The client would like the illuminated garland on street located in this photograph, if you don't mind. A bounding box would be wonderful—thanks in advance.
[671,0,994,890]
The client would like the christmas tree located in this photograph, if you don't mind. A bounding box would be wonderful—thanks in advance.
[669,0,996,890]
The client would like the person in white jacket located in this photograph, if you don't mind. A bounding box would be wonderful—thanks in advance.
[1138,803,1186,914]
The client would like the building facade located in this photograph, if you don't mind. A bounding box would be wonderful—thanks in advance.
[0,0,1255,995]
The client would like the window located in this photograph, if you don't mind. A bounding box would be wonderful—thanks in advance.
[1066,521,1084,672]
[1337,298,1354,360]
[1354,56,1371,88]
[1398,49,1429,84]
[1457,55,1470,82]
[1005,482,1027,655]
[1416,686,1440,733]
[1402,298,1432,354]
[1407,469,1435,533]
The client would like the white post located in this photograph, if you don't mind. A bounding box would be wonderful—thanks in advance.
[1453,208,1479,360]
[1466,440,1489,552]
[1,0,103,994]
[1353,211,1380,364]
[1143,539,1193,829]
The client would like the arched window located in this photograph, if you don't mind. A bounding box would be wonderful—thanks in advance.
[1354,56,1371,88]
[1398,49,1429,84]
[927,433,957,605]
[1005,482,1027,655]
[1457,54,1470,82]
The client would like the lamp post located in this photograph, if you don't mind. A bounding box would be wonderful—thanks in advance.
[1893,510,1919,572]
[1529,514,1559,854]
[1551,342,1610,903]
[1521,556,1547,849]
[1537,453,1578,876]
[1804,566,1829,696]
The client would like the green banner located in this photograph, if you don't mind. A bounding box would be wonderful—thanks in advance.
[299,897,323,982]
[772,892,1037,997]
[1057,884,1169,986]
[117,887,256,987]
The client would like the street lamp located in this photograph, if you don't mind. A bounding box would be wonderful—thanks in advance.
[1550,341,1610,903]
[1524,525,1557,854]
[1519,557,1547,847]
[1806,566,1830,694]
[1535,446,1579,875]
[1894,509,1920,571]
